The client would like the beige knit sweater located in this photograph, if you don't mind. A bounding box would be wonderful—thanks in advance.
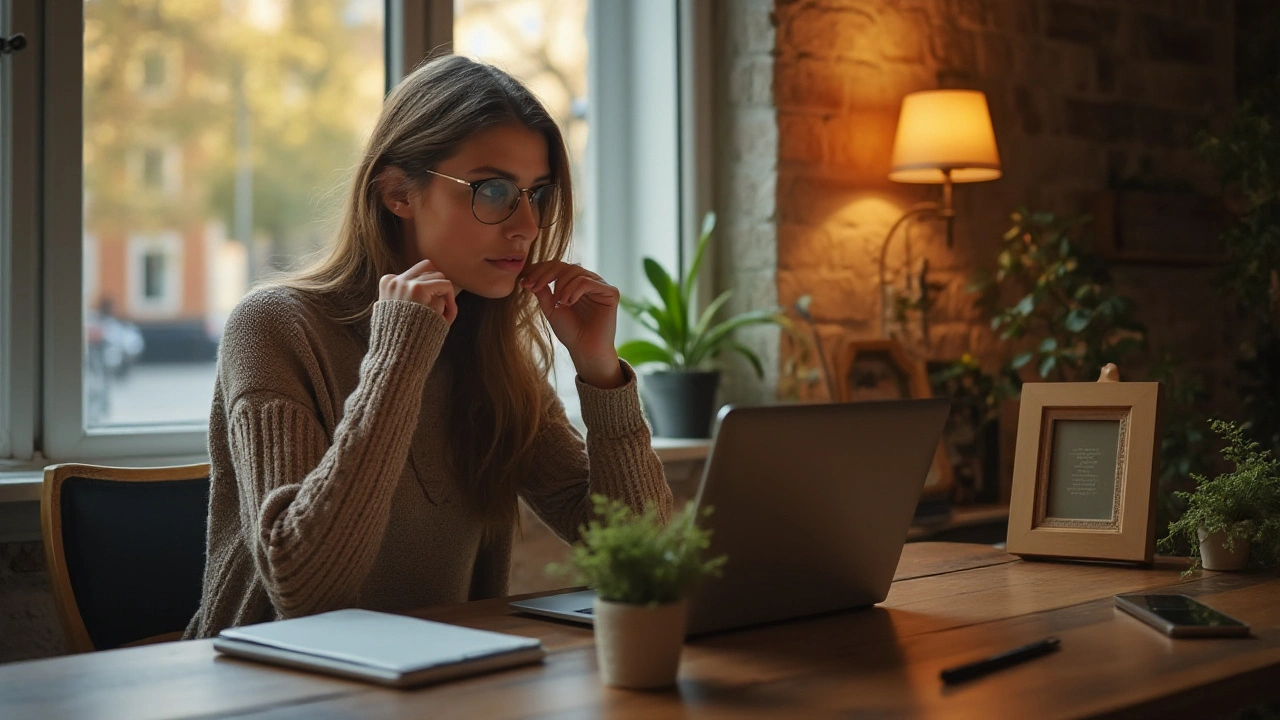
[185,287,671,639]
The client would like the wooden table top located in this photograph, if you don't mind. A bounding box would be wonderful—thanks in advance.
[3,542,1277,720]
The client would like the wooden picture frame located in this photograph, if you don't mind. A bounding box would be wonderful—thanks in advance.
[1005,382,1163,564]
[835,339,953,498]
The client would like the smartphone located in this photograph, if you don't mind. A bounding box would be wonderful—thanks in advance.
[1114,593,1251,638]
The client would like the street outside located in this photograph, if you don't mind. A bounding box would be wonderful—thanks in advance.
[89,361,218,427]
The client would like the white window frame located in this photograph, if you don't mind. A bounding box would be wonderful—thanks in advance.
[2,0,40,463]
[11,0,712,466]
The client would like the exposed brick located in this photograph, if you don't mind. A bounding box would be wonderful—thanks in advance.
[949,0,997,29]
[1065,98,1135,141]
[825,110,899,183]
[1140,15,1215,66]
[1097,53,1118,94]
[777,267,875,324]
[777,222,834,270]
[783,5,877,60]
[878,8,929,63]
[979,34,1015,76]
[1045,1,1119,47]
[778,114,825,165]
[1013,85,1044,135]
[774,58,848,111]
[930,25,980,74]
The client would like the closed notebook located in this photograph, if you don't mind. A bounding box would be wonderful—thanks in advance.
[213,608,546,688]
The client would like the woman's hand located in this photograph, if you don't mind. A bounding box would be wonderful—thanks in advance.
[379,259,458,325]
[520,261,625,389]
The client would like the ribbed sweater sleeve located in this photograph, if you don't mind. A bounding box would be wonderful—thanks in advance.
[519,361,673,543]
[226,299,448,618]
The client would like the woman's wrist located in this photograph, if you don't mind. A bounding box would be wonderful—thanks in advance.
[575,352,626,389]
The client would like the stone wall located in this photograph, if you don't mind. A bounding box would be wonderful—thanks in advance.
[771,0,1239,406]
[714,0,783,406]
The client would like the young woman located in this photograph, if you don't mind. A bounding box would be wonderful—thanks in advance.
[185,55,672,638]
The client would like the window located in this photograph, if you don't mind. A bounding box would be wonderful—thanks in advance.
[5,0,701,466]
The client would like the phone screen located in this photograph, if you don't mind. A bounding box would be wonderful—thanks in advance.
[1128,594,1246,627]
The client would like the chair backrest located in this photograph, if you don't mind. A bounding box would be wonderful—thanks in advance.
[41,463,211,652]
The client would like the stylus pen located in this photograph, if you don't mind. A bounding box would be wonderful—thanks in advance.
[940,637,1061,685]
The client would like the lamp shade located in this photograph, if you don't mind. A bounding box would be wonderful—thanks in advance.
[888,90,1001,184]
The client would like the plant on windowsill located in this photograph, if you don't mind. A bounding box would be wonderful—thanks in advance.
[1158,420,1280,573]
[616,212,784,438]
[549,495,726,689]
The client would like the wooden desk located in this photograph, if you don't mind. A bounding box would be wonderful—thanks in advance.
[3,543,1277,719]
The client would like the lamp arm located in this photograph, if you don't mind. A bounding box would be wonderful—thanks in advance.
[878,202,942,338]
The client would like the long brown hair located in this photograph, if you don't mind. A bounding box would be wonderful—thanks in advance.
[282,55,574,532]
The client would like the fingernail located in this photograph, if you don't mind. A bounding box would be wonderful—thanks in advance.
[554,300,563,308]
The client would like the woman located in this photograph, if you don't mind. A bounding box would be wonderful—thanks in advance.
[185,55,672,638]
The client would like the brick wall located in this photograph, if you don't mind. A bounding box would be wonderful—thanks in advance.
[770,0,1238,404]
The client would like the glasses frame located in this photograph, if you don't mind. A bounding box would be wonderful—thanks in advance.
[425,169,559,228]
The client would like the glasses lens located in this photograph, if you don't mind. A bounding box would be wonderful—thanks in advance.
[472,178,521,224]
[531,185,561,228]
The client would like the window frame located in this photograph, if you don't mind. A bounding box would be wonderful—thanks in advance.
[2,0,40,463]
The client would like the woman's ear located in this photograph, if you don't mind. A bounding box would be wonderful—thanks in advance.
[377,167,415,219]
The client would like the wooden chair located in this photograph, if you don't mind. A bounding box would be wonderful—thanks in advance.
[41,462,211,653]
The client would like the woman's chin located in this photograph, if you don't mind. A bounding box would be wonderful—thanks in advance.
[466,280,518,300]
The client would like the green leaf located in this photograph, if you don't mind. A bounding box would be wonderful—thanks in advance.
[616,340,675,370]
[1038,354,1058,379]
[692,289,735,344]
[1064,307,1094,333]
[687,310,780,368]
[1011,351,1034,370]
[683,212,716,302]
[1015,294,1036,316]
[644,257,687,354]
[1038,337,1058,353]
[724,340,766,379]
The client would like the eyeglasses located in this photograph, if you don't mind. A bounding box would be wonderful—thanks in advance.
[426,169,561,228]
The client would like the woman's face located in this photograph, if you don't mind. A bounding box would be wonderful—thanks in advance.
[394,122,551,299]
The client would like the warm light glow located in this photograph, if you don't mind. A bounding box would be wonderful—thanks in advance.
[889,90,1001,184]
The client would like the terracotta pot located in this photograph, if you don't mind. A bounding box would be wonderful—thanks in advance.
[593,597,688,689]
[1198,528,1251,571]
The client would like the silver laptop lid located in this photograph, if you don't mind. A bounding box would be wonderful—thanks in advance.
[685,399,949,636]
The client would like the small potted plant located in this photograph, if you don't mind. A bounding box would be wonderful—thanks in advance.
[550,495,726,689]
[1159,420,1280,572]
[617,212,783,438]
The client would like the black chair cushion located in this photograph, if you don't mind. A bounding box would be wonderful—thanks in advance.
[60,476,210,650]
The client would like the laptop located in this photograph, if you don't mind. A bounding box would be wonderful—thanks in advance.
[510,398,950,637]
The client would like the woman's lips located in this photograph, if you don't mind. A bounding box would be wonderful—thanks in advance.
[486,258,525,273]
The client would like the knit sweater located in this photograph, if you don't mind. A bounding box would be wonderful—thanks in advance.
[184,287,672,639]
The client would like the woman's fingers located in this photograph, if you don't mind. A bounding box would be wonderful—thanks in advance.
[556,274,617,307]
[520,261,565,293]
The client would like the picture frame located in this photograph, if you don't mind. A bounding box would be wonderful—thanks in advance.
[1005,381,1164,564]
[835,339,954,498]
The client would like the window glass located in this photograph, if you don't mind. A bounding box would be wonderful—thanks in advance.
[82,0,385,427]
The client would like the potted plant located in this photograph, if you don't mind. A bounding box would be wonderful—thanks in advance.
[550,495,726,689]
[617,212,783,438]
[1159,420,1280,572]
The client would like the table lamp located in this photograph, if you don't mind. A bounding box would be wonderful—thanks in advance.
[879,89,1001,337]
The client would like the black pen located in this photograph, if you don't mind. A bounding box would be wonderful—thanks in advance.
[940,636,1061,685]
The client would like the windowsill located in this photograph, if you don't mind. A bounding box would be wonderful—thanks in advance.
[0,441,710,505]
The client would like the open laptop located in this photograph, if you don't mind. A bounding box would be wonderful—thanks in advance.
[510,398,950,637]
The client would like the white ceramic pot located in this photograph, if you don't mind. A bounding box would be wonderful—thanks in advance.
[1198,528,1251,571]
[593,597,688,689]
